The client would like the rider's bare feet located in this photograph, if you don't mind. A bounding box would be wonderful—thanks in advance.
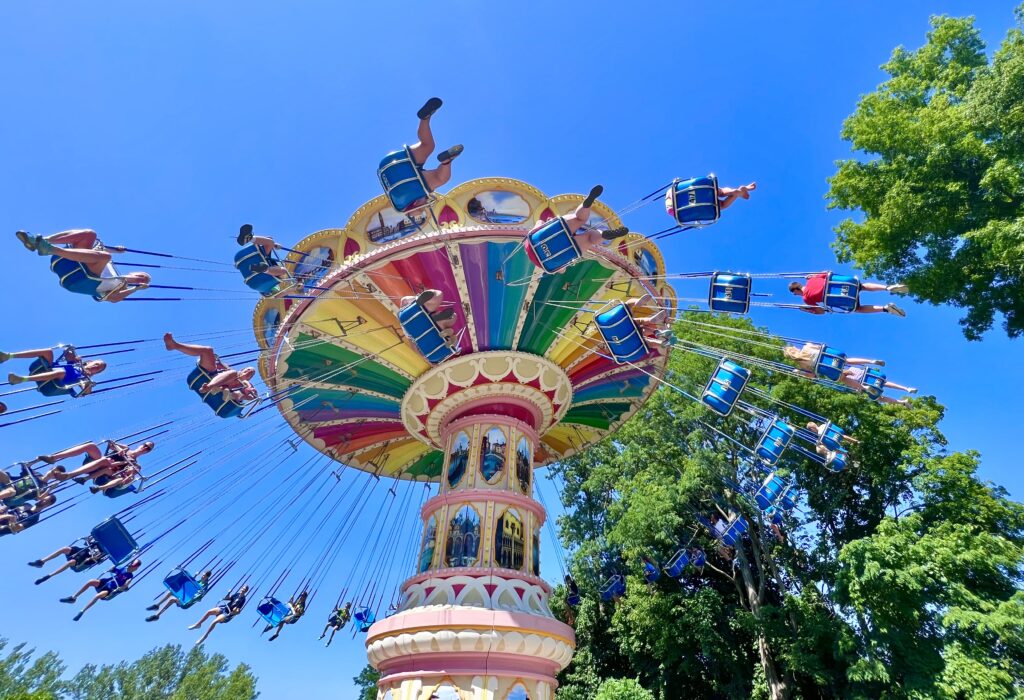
[163,333,176,351]
[739,182,757,199]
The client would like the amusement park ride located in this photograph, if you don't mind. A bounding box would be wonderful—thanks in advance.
[3,99,914,700]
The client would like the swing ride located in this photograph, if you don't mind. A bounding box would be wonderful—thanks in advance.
[1,97,923,700]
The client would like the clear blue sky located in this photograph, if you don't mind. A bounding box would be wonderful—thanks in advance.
[1,2,1020,698]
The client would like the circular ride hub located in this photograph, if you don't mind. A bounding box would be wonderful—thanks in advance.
[257,177,675,699]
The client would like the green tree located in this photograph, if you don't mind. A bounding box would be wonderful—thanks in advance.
[827,6,1024,339]
[0,640,67,699]
[353,664,380,700]
[0,641,257,700]
[595,678,656,700]
[553,313,1023,699]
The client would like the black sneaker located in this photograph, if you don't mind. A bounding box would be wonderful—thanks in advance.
[432,308,456,323]
[237,224,254,245]
[28,560,44,568]
[602,227,629,240]
[34,576,49,585]
[417,97,443,120]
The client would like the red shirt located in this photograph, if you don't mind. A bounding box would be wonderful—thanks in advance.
[802,274,827,305]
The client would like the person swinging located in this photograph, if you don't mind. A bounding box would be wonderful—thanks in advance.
[146,570,213,622]
[164,333,258,416]
[15,229,150,302]
[524,185,629,274]
[1,346,105,405]
[262,590,308,642]
[189,584,250,646]
[319,601,352,647]
[61,559,142,621]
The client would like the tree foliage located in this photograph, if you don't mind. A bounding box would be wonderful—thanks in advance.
[595,678,656,700]
[353,664,380,700]
[827,6,1024,339]
[551,313,1023,699]
[0,641,257,700]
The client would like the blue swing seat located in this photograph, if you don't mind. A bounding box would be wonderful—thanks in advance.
[701,358,750,417]
[691,548,706,568]
[234,244,283,296]
[567,591,581,607]
[162,567,207,608]
[90,516,139,567]
[763,506,784,526]
[525,217,581,274]
[642,559,660,583]
[92,473,140,499]
[823,273,861,312]
[667,175,720,227]
[754,473,788,511]
[861,367,886,402]
[599,574,626,602]
[755,419,795,467]
[719,516,749,547]
[664,548,690,578]
[594,303,650,364]
[708,272,752,314]
[816,421,845,452]
[813,345,847,381]
[825,449,848,473]
[398,301,457,365]
[378,147,433,214]
[186,363,246,418]
[354,607,376,632]
[257,597,290,626]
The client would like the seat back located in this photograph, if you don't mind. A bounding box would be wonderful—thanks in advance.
[668,175,720,226]
[813,345,847,381]
[720,516,749,547]
[525,217,581,274]
[708,272,752,314]
[377,147,432,213]
[664,548,690,578]
[594,303,650,364]
[823,273,861,312]
[398,302,456,364]
[754,473,787,511]
[755,419,795,467]
[354,607,376,632]
[642,559,660,583]
[90,517,139,567]
[50,256,104,299]
[701,358,750,417]
[233,245,282,296]
[163,568,205,606]
[825,449,848,473]
[861,367,887,401]
[599,574,626,602]
[817,421,845,452]
[257,597,290,626]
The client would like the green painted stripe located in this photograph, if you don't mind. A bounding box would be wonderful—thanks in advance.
[517,261,614,356]
[283,333,411,399]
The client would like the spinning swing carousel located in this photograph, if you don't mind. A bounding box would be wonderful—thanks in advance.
[255,178,677,699]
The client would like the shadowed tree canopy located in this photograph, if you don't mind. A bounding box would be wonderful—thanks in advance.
[827,6,1024,339]
[551,313,1023,699]
[0,641,257,700]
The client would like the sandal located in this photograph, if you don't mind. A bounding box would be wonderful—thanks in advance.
[437,145,463,164]
[15,231,39,252]
[601,227,629,240]
[417,97,443,120]
[431,308,456,323]
[414,289,438,306]
[582,185,604,209]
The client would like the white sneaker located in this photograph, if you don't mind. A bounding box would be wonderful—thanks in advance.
[886,303,906,318]
[887,284,909,294]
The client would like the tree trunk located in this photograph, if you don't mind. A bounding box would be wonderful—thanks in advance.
[736,550,791,700]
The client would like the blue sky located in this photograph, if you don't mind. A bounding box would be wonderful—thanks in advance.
[1,2,1020,698]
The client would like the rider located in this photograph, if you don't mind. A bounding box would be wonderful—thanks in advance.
[164,333,258,403]
[805,420,861,464]
[189,584,250,646]
[782,342,885,374]
[403,97,463,207]
[29,536,107,585]
[0,463,47,504]
[38,440,154,489]
[0,492,56,536]
[236,224,293,293]
[1,346,105,395]
[788,274,907,317]
[525,185,629,270]
[400,289,458,346]
[319,601,352,647]
[664,180,757,219]
[263,590,308,642]
[61,559,142,622]
[146,570,213,622]
[16,229,150,302]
